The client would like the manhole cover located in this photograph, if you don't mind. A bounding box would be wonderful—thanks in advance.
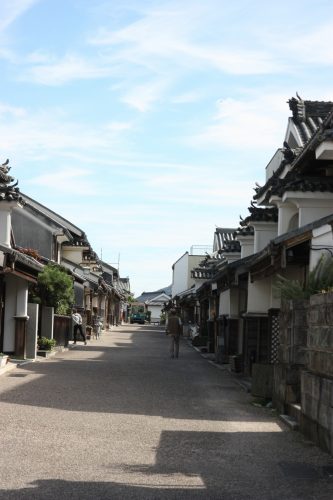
[9,373,28,377]
[279,462,320,479]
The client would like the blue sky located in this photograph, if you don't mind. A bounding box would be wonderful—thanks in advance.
[1,0,333,296]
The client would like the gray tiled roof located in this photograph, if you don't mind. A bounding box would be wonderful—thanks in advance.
[288,97,333,146]
[135,286,171,303]
[214,227,239,253]
[240,204,278,226]
[254,97,333,201]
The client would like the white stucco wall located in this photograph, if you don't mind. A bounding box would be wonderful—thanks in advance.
[310,224,333,271]
[27,303,39,359]
[247,277,272,314]
[62,247,85,264]
[252,222,278,253]
[237,236,254,258]
[265,149,284,182]
[3,275,28,352]
[281,192,333,229]
[218,288,240,317]
[172,253,204,297]
[219,290,230,316]
[148,304,162,320]
[276,201,298,236]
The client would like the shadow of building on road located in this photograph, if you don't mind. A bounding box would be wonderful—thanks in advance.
[0,328,270,422]
[2,430,333,500]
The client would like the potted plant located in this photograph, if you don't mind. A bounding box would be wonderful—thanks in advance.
[0,353,9,368]
[37,337,57,351]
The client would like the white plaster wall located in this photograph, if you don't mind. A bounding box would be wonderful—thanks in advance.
[62,247,83,264]
[219,290,230,316]
[310,224,333,271]
[0,207,12,247]
[27,303,39,359]
[148,304,162,320]
[3,276,17,352]
[253,222,278,253]
[299,206,333,227]
[247,277,271,314]
[237,237,254,258]
[265,149,284,182]
[41,306,54,339]
[230,288,240,316]
[172,254,204,297]
[281,192,333,228]
[3,275,29,352]
[172,253,189,297]
[277,202,298,236]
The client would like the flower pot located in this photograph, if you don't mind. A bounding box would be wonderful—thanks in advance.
[0,355,9,368]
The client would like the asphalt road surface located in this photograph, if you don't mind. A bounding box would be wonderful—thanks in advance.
[0,325,333,499]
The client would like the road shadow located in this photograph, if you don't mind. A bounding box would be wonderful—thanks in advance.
[2,430,333,499]
[0,327,281,423]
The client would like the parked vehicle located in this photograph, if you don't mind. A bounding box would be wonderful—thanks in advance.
[129,303,146,324]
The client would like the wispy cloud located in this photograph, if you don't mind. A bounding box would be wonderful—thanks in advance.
[189,93,290,151]
[0,0,39,32]
[89,4,280,75]
[21,53,114,85]
[0,102,133,157]
[121,79,170,112]
[27,167,96,195]
[267,21,333,67]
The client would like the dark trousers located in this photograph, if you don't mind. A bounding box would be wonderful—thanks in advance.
[170,334,180,358]
[74,324,86,342]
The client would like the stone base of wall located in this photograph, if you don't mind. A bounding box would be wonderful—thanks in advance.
[300,413,332,454]
[251,363,273,398]
[301,370,333,454]
[273,363,303,414]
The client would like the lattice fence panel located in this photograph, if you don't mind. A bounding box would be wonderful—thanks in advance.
[270,313,280,364]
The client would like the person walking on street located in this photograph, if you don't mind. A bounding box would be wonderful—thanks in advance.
[72,309,87,345]
[166,309,182,358]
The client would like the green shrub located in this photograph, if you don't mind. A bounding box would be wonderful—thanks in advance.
[36,263,74,314]
[37,337,56,350]
[274,255,333,300]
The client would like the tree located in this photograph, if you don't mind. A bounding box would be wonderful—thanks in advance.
[274,255,333,300]
[36,264,75,315]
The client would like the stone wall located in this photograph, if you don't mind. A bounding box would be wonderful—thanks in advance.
[273,299,308,413]
[300,293,333,454]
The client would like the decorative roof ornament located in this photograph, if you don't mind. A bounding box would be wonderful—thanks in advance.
[239,202,278,227]
[288,93,306,123]
[0,159,23,203]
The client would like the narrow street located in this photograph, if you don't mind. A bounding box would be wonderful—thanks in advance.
[0,325,333,500]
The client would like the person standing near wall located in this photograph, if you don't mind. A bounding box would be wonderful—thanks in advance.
[166,309,182,359]
[72,309,87,345]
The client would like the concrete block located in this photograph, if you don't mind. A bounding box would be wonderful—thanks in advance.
[308,326,333,349]
[302,393,318,421]
[293,327,307,346]
[301,370,318,398]
[321,378,332,405]
[310,294,327,306]
[294,309,309,327]
[318,424,331,454]
[307,307,320,326]
[293,346,307,365]
[308,351,332,376]
[251,363,273,398]
[286,384,299,404]
[324,305,333,324]
[318,402,332,430]
[300,412,319,444]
